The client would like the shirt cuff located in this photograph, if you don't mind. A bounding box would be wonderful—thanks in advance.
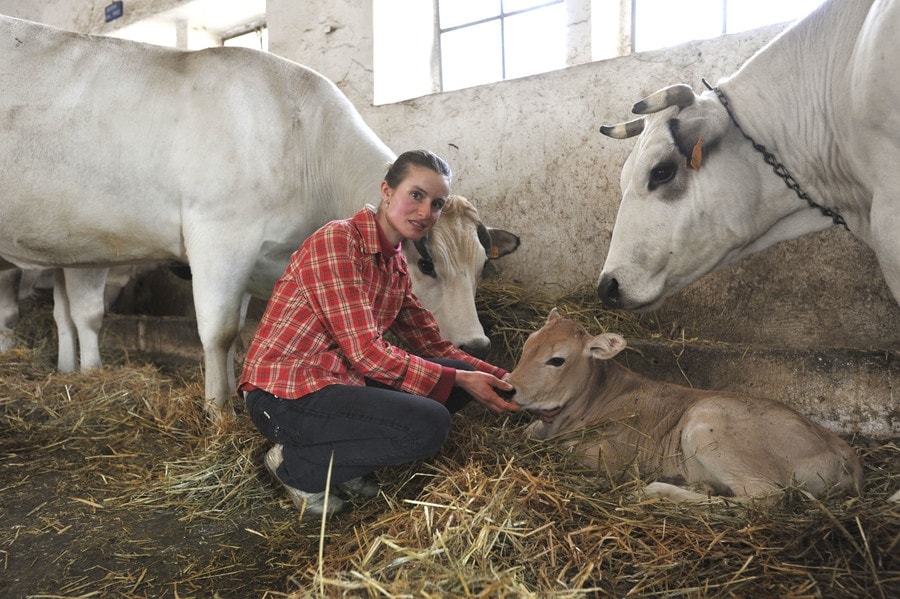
[428,366,457,404]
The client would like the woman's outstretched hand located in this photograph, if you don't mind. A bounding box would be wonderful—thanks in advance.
[454,370,518,413]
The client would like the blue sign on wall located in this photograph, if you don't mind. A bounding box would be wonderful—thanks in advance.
[105,1,124,23]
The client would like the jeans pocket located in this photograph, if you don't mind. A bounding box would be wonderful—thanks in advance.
[245,389,286,444]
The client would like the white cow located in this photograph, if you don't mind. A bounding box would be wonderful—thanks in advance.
[507,309,864,503]
[597,0,900,312]
[0,195,519,375]
[0,15,518,420]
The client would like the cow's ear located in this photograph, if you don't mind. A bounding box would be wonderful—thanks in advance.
[547,308,561,323]
[669,93,729,164]
[588,333,626,360]
[485,227,521,260]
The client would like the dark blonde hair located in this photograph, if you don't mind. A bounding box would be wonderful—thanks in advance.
[384,150,452,189]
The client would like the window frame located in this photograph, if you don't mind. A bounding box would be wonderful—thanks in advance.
[436,0,565,90]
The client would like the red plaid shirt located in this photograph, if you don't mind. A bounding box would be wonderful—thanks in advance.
[239,206,505,402]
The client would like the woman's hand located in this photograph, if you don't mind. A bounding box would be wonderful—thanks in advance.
[454,370,518,413]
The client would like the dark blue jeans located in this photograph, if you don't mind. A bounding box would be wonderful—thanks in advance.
[245,359,475,492]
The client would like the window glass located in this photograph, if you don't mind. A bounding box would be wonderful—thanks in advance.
[504,4,566,80]
[504,0,557,11]
[374,0,435,104]
[441,20,503,91]
[439,0,501,29]
[726,0,825,33]
[633,0,722,52]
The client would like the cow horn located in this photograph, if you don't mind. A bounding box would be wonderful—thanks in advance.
[632,84,696,115]
[599,116,645,139]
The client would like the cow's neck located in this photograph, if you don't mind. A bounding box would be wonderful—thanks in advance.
[718,0,873,233]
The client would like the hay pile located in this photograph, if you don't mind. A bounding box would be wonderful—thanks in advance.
[0,287,897,598]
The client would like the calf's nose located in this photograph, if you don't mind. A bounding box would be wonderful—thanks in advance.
[597,274,620,308]
[496,386,516,401]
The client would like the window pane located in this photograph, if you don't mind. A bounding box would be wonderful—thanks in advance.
[633,0,722,52]
[374,0,435,104]
[441,21,503,91]
[503,0,559,11]
[726,0,825,33]
[440,0,500,29]
[504,5,566,79]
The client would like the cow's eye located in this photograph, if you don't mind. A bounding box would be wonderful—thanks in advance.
[418,259,437,278]
[546,357,565,367]
[648,162,677,190]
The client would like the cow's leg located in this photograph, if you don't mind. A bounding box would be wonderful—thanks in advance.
[869,193,900,306]
[0,266,22,352]
[639,481,764,505]
[52,269,78,372]
[64,267,110,371]
[188,259,252,422]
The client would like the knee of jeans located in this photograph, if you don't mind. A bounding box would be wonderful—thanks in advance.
[414,404,452,455]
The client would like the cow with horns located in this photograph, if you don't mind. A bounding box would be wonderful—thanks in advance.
[0,15,519,421]
[597,0,900,313]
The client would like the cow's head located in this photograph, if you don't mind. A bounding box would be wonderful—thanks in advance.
[596,83,833,311]
[402,194,520,358]
[505,308,625,426]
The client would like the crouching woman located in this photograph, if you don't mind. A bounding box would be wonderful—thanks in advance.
[239,150,518,518]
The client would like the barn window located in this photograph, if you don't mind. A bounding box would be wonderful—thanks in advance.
[374,0,826,104]
[631,0,825,52]
[438,0,566,92]
[373,0,565,104]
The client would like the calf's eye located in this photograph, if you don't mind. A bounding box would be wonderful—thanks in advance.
[546,357,565,367]
[648,162,676,190]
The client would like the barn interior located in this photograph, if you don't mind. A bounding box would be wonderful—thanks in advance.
[0,1,897,597]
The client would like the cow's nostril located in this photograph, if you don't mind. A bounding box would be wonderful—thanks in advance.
[597,275,620,307]
[459,342,490,360]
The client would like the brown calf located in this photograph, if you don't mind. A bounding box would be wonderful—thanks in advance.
[506,309,863,503]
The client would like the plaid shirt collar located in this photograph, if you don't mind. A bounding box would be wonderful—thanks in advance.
[361,204,402,261]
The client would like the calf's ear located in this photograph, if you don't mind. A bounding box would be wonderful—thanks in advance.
[588,333,626,360]
[547,308,562,323]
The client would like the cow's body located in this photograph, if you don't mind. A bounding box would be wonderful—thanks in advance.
[506,310,863,503]
[0,16,518,419]
[0,194,518,375]
[597,0,900,312]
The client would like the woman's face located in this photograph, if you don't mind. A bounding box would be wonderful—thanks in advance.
[379,165,450,245]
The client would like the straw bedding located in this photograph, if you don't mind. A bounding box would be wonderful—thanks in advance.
[0,284,896,598]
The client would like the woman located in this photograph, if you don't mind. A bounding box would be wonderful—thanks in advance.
[239,150,518,517]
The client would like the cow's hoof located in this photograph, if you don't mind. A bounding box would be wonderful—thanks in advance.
[204,401,237,431]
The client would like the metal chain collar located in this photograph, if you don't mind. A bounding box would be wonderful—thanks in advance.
[701,78,849,230]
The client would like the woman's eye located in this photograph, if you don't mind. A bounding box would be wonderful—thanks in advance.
[648,162,677,189]
[546,357,565,367]
[410,191,422,200]
[432,199,445,210]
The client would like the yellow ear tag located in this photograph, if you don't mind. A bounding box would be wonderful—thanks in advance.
[688,137,703,171]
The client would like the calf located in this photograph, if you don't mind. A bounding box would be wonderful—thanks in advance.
[505,309,863,503]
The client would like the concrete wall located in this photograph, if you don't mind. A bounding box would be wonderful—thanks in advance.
[3,0,898,353]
